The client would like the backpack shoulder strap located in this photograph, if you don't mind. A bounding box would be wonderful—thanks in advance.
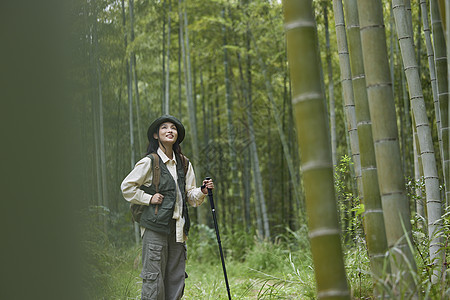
[149,153,160,193]
[179,154,190,176]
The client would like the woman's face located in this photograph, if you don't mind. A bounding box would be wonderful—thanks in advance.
[154,121,178,146]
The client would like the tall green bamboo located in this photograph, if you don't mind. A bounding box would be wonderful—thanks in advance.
[324,3,337,168]
[221,8,241,230]
[249,32,303,223]
[413,117,425,228]
[282,1,350,299]
[332,0,362,205]
[121,0,139,244]
[93,12,108,226]
[431,0,450,206]
[179,0,205,224]
[438,0,447,30]
[129,0,143,153]
[164,0,172,114]
[356,0,417,294]
[447,0,450,208]
[342,0,390,288]
[420,0,441,145]
[393,0,443,282]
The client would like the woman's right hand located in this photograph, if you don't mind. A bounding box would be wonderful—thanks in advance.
[151,193,164,205]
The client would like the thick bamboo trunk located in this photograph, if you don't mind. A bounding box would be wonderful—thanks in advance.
[393,0,443,282]
[283,1,350,299]
[356,0,417,295]
[342,0,390,289]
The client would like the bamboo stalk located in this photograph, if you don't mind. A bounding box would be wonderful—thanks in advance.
[393,0,443,283]
[342,0,390,291]
[283,1,350,298]
[356,0,417,295]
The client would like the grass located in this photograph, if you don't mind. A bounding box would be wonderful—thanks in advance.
[84,214,449,299]
[84,224,318,299]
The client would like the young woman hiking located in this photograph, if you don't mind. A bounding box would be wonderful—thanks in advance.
[121,115,214,300]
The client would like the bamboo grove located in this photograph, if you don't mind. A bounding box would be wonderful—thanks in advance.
[74,0,450,298]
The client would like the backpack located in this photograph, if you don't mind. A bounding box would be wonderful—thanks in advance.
[130,153,190,223]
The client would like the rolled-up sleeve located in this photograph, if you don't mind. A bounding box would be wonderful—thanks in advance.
[121,157,153,205]
[185,162,206,207]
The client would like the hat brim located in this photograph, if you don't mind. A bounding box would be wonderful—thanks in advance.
[147,115,185,143]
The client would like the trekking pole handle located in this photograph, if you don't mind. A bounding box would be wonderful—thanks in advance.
[203,177,213,196]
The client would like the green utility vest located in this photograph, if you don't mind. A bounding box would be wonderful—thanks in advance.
[139,154,191,236]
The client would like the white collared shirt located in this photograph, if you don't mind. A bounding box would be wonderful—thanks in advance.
[121,148,206,242]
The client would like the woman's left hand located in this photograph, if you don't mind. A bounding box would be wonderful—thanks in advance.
[201,178,214,194]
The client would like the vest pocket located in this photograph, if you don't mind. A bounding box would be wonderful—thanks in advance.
[155,207,172,226]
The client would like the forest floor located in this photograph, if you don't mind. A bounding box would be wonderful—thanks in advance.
[90,243,317,299]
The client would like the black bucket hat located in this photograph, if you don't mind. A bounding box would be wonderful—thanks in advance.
[147,115,185,143]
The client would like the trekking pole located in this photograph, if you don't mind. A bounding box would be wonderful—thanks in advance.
[204,177,232,300]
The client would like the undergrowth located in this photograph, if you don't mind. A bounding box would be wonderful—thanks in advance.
[82,156,449,299]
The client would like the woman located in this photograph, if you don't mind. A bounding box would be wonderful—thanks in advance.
[121,115,213,300]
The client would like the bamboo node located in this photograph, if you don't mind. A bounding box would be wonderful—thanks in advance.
[426,200,441,204]
[301,161,331,173]
[404,65,418,71]
[361,166,377,171]
[292,92,322,104]
[382,191,404,197]
[308,228,340,239]
[357,120,372,126]
[360,24,385,32]
[284,20,315,31]
[398,35,410,41]
[392,4,405,10]
[366,82,392,89]
[317,289,350,298]
[420,150,435,154]
[363,209,384,214]
[346,24,360,30]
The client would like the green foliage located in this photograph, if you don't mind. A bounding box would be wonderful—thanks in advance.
[334,154,361,242]
[81,206,141,299]
[75,0,450,298]
[411,205,450,299]
[185,226,317,299]
[343,236,374,298]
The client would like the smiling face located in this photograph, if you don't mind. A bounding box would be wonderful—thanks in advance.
[153,121,178,147]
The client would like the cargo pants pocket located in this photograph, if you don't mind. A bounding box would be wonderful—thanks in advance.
[140,272,159,300]
[141,243,164,300]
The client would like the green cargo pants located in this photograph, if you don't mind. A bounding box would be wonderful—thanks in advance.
[140,220,186,300]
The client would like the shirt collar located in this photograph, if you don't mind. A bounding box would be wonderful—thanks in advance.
[157,147,177,165]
